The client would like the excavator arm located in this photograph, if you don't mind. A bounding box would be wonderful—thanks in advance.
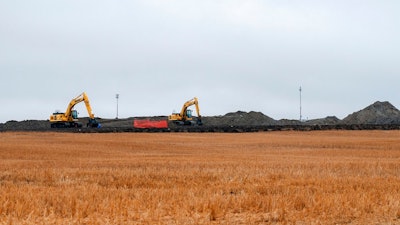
[64,92,95,119]
[82,92,96,119]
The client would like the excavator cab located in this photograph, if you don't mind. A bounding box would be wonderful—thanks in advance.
[71,110,78,119]
[186,109,193,118]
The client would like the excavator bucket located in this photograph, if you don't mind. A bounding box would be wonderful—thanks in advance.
[87,118,100,128]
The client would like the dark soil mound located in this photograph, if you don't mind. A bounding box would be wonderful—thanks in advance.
[203,111,277,127]
[277,119,301,126]
[0,120,49,131]
[305,116,341,125]
[342,101,400,125]
[97,118,134,128]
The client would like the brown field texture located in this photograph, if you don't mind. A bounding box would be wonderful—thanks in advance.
[0,131,400,224]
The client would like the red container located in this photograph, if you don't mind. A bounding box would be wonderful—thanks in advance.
[133,119,168,129]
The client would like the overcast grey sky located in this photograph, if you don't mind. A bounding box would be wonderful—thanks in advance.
[1,0,399,123]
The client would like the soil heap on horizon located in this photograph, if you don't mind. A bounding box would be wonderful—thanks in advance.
[203,111,278,127]
[304,116,341,125]
[342,101,400,124]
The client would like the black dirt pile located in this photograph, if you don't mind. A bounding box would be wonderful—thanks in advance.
[0,120,49,131]
[277,117,340,126]
[305,116,341,125]
[97,118,134,128]
[342,101,400,125]
[275,117,340,126]
[277,119,301,126]
[203,111,278,127]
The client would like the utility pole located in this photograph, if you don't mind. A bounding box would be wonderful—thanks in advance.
[299,86,302,122]
[116,94,119,119]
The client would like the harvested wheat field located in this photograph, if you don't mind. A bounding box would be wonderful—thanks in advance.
[1,131,400,224]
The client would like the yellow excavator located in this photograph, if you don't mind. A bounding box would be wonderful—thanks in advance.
[50,92,100,128]
[168,97,203,125]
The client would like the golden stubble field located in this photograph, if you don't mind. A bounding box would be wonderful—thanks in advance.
[0,131,400,224]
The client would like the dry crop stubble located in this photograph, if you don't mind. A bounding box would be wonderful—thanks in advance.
[0,131,400,224]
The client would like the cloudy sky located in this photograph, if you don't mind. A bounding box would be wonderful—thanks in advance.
[1,0,399,123]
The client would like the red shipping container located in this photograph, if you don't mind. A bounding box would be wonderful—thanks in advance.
[133,119,168,129]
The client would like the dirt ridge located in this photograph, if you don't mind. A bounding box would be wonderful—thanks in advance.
[2,101,400,132]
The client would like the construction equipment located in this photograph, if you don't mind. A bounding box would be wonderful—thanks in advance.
[50,92,100,128]
[168,97,203,125]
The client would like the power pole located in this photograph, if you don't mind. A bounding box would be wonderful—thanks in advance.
[299,86,302,122]
[116,94,119,119]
